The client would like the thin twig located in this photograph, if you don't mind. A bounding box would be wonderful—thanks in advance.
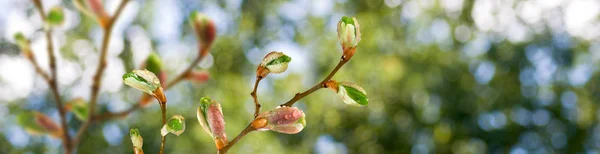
[91,104,142,121]
[25,53,51,82]
[280,57,348,107]
[31,0,72,153]
[250,76,263,118]
[220,53,351,153]
[159,102,167,154]
[165,50,209,89]
[72,0,130,147]
[217,124,255,154]
[95,49,210,121]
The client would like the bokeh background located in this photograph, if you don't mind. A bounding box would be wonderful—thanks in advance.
[1,0,600,153]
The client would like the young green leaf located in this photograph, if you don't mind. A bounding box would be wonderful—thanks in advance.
[161,115,186,136]
[252,106,306,134]
[329,81,368,106]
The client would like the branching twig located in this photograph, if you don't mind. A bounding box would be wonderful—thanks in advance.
[220,48,353,153]
[93,46,210,122]
[217,124,255,154]
[72,0,130,147]
[280,57,348,107]
[250,76,263,118]
[165,50,209,89]
[24,53,51,82]
[91,104,141,121]
[31,0,72,153]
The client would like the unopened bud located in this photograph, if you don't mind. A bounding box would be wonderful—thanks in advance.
[189,11,216,55]
[197,97,228,148]
[253,107,306,134]
[257,51,292,77]
[47,6,65,26]
[337,16,361,59]
[161,115,186,136]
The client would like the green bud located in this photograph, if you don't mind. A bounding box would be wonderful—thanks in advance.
[47,6,65,26]
[337,16,361,49]
[257,51,292,77]
[144,52,163,76]
[161,115,186,136]
[129,128,143,149]
[189,11,216,54]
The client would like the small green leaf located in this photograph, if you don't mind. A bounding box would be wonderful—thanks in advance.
[161,115,186,136]
[266,55,291,66]
[334,82,368,106]
[47,7,65,26]
[343,86,368,105]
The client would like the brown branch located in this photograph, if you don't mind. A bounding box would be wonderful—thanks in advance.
[165,50,209,89]
[250,76,263,118]
[94,50,210,121]
[72,0,130,147]
[31,0,72,153]
[91,104,142,121]
[217,124,255,154]
[280,57,348,107]
[159,102,167,154]
[24,53,51,82]
[220,48,354,153]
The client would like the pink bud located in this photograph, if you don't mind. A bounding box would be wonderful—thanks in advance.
[253,107,306,134]
[186,71,210,84]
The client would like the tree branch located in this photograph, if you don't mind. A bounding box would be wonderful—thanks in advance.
[91,103,141,121]
[159,102,167,154]
[24,53,51,82]
[165,50,209,89]
[280,57,348,107]
[31,0,72,153]
[250,76,263,118]
[72,0,130,147]
[220,49,352,153]
[217,124,255,154]
[92,48,210,122]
